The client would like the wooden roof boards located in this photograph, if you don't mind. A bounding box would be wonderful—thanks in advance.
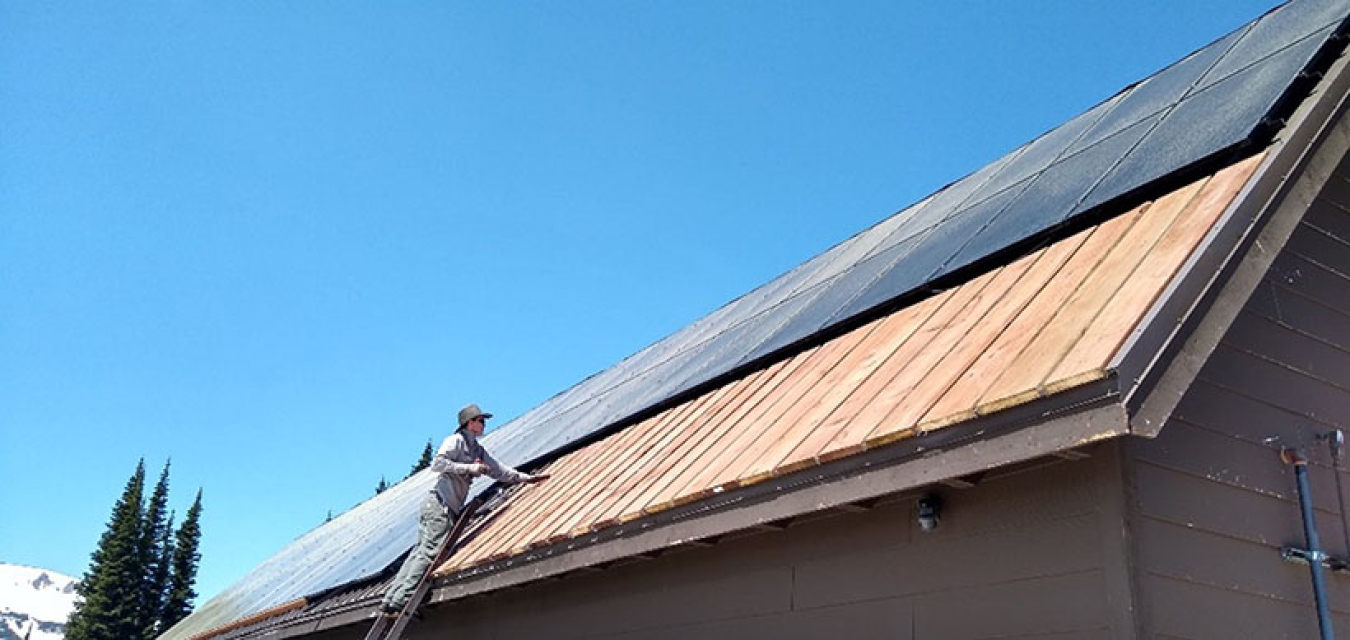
[435,153,1267,578]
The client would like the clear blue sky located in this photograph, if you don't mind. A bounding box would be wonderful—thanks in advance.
[1,1,1278,604]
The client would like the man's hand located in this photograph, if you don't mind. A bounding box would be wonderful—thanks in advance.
[471,460,489,476]
[525,473,551,484]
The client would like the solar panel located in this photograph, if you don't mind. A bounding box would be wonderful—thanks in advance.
[742,230,931,363]
[1081,25,1334,215]
[948,113,1163,273]
[1080,39,1244,158]
[161,4,1350,638]
[831,182,1029,324]
[875,151,1020,252]
[1198,0,1346,87]
[964,97,1119,207]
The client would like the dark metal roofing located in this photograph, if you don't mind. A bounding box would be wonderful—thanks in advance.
[158,2,1350,639]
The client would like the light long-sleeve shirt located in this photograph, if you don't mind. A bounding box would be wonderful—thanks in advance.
[430,429,530,514]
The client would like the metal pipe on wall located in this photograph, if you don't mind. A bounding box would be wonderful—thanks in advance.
[1282,447,1336,640]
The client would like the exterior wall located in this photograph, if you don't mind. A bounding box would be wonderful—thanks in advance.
[393,456,1126,640]
[1125,162,1350,638]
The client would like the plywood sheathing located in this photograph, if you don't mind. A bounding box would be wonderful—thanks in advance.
[437,152,1266,577]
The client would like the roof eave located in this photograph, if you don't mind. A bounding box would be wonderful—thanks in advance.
[426,376,1126,605]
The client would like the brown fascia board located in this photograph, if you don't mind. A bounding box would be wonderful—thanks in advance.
[1118,39,1350,438]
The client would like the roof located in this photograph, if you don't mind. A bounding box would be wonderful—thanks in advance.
[437,154,1265,576]
[159,2,1350,638]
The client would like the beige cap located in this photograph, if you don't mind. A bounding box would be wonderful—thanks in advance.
[457,403,493,428]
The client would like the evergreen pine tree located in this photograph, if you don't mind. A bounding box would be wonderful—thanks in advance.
[140,461,173,637]
[375,476,389,494]
[67,459,148,640]
[162,489,203,631]
[155,511,176,630]
[407,439,433,478]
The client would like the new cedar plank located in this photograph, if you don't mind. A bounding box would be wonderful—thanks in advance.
[451,461,564,569]
[637,357,799,516]
[736,310,915,481]
[476,411,649,559]
[454,458,567,564]
[815,273,995,461]
[973,203,1148,410]
[472,429,615,558]
[597,362,779,529]
[520,386,708,550]
[558,381,735,538]
[693,331,861,496]
[466,424,634,565]
[546,373,742,543]
[920,216,1125,426]
[581,378,748,531]
[646,347,819,512]
[1052,154,1264,382]
[914,231,1089,428]
[703,318,882,492]
[552,381,737,536]
[492,406,669,557]
[1044,174,1210,384]
[867,245,1048,445]
[1002,175,1202,399]
[555,383,728,534]
[450,451,586,569]
[667,342,836,503]
[776,293,945,469]
[858,260,1026,445]
[451,478,536,568]
[636,358,801,517]
[723,315,891,484]
[501,410,669,554]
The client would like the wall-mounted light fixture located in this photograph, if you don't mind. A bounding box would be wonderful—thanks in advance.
[916,494,943,532]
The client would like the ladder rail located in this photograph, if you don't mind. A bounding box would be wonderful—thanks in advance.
[363,495,485,640]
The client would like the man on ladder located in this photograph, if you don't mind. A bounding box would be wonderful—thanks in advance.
[378,403,549,618]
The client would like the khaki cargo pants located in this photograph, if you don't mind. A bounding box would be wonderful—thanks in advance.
[382,493,451,611]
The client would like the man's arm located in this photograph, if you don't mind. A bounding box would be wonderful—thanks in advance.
[478,448,546,484]
[429,434,482,476]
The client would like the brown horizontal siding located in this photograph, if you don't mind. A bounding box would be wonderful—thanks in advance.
[1128,156,1350,637]
[1144,575,1350,639]
[439,154,1267,577]
[409,458,1114,640]
[1137,515,1350,609]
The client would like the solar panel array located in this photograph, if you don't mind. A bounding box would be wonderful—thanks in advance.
[160,2,1350,638]
[484,0,1348,470]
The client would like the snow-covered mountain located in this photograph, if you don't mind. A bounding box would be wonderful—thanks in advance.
[0,563,79,640]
